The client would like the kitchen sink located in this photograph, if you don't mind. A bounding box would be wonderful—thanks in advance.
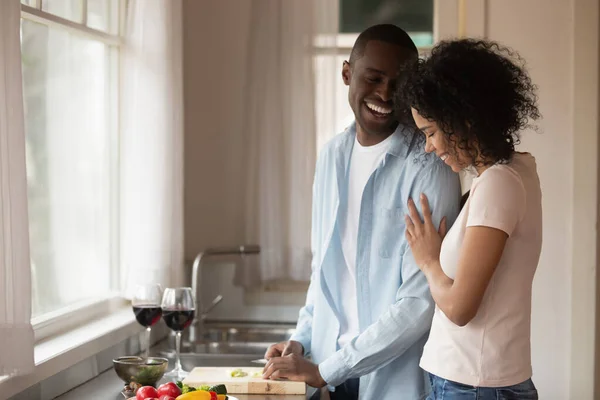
[188,324,294,343]
[178,353,259,369]
[159,340,270,359]
[184,322,295,344]
[159,322,296,358]
[186,341,271,355]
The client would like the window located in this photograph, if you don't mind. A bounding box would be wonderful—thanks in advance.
[314,0,434,151]
[339,0,433,45]
[20,0,124,328]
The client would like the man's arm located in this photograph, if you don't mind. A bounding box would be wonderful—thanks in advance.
[318,161,461,386]
[286,269,317,355]
[284,150,329,356]
[265,264,317,358]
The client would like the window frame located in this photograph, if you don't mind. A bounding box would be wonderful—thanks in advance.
[21,1,124,46]
[313,32,433,55]
[21,0,127,342]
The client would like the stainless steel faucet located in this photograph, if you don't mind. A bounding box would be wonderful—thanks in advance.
[188,245,261,342]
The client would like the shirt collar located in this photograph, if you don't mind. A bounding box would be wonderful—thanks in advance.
[340,121,417,158]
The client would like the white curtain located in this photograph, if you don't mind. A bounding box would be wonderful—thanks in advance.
[121,0,185,295]
[240,0,339,286]
[313,0,344,150]
[240,0,317,285]
[0,0,35,376]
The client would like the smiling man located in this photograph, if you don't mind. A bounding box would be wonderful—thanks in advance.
[263,25,461,400]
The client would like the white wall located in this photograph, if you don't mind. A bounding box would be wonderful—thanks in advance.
[486,2,573,398]
[183,0,251,261]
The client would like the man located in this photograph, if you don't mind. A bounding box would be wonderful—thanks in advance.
[262,25,461,399]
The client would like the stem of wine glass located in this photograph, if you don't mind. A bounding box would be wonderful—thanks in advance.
[145,327,151,359]
[175,331,183,373]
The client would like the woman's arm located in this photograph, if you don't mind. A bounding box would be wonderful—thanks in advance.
[405,168,525,327]
[421,226,508,326]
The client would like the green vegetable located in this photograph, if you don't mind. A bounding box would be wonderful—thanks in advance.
[175,380,197,393]
[134,365,163,385]
[183,385,197,394]
[208,384,227,395]
[199,385,211,391]
[230,368,248,378]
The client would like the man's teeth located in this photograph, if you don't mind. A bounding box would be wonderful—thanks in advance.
[440,154,448,161]
[366,102,392,115]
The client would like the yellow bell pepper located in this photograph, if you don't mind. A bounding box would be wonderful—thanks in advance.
[176,390,211,400]
[217,395,227,400]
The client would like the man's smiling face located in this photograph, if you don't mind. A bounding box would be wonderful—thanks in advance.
[343,40,415,139]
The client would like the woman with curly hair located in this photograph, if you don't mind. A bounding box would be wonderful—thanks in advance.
[398,39,542,399]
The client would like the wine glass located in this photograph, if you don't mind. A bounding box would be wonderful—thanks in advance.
[161,287,195,379]
[132,284,163,359]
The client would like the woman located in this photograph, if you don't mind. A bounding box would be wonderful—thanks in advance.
[397,39,542,399]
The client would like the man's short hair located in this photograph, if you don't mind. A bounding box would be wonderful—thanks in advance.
[349,24,418,64]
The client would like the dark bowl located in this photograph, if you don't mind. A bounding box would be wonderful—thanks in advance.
[112,356,169,386]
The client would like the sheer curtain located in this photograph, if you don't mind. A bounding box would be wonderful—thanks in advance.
[120,0,185,295]
[314,0,344,150]
[240,0,338,286]
[0,0,35,376]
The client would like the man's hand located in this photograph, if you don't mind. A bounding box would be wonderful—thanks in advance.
[262,354,327,388]
[264,340,304,359]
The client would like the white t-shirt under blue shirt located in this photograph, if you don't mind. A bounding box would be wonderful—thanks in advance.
[337,133,393,348]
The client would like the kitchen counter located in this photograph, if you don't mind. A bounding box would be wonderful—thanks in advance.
[55,340,321,400]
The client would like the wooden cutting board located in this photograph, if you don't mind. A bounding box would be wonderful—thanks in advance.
[183,367,306,395]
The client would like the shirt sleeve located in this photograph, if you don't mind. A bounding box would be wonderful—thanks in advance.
[466,166,526,236]
[289,146,329,355]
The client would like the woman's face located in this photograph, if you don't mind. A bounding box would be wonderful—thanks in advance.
[411,107,472,173]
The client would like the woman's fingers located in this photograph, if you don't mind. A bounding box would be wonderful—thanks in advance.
[419,194,433,226]
[404,214,414,238]
[439,216,448,239]
[407,198,423,230]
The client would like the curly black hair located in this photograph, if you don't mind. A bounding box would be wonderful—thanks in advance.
[395,39,540,166]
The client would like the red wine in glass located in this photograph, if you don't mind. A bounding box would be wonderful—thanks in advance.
[133,305,163,327]
[132,284,163,359]
[161,287,195,378]
[162,308,195,331]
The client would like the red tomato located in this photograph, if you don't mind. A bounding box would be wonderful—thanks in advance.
[159,397,175,400]
[157,382,182,398]
[209,392,217,400]
[136,386,159,400]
